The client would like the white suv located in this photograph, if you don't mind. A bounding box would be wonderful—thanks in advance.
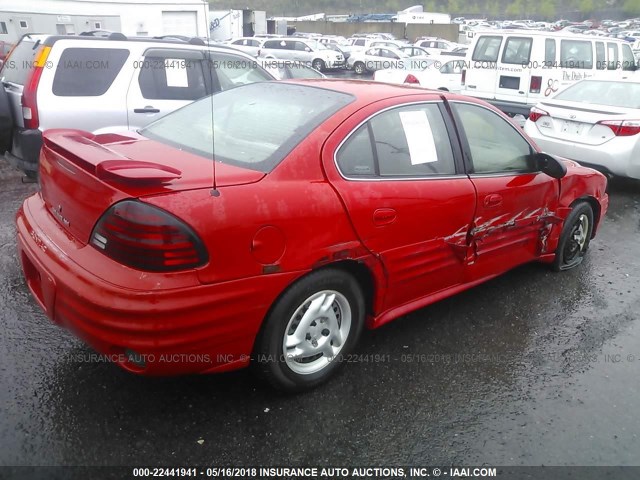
[0,33,274,177]
[258,38,344,71]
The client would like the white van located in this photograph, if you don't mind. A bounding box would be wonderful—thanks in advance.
[461,30,638,116]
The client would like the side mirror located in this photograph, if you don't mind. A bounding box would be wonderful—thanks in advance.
[533,152,567,179]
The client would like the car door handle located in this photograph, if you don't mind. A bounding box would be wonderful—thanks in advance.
[134,107,160,113]
[483,194,503,208]
[373,208,397,226]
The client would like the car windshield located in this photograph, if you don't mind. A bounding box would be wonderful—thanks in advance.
[140,82,354,173]
[554,80,640,109]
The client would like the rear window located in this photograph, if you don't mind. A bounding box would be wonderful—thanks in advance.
[554,80,640,109]
[52,48,129,96]
[140,82,355,173]
[1,38,38,85]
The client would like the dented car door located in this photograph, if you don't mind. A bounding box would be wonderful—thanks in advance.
[450,101,560,280]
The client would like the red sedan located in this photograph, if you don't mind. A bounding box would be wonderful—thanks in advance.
[16,80,608,391]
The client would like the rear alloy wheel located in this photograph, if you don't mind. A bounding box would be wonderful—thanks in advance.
[552,202,594,271]
[253,269,364,392]
[312,58,325,72]
[353,62,366,75]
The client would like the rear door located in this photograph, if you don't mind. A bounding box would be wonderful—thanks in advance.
[126,47,207,130]
[323,97,477,312]
[451,101,560,281]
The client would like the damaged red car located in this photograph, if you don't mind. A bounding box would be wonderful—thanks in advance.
[16,80,608,392]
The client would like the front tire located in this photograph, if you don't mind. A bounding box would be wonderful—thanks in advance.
[353,62,366,75]
[253,268,365,392]
[552,202,594,271]
[312,58,325,72]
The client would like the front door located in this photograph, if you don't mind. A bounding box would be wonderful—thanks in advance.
[450,101,560,281]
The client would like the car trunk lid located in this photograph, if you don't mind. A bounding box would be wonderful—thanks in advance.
[39,129,264,244]
[535,100,637,146]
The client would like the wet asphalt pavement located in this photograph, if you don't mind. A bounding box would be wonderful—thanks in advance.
[1,156,640,475]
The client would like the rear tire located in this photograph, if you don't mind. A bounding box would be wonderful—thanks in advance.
[252,268,365,392]
[552,202,594,271]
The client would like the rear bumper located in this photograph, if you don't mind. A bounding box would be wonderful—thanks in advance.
[16,193,302,376]
[4,128,42,175]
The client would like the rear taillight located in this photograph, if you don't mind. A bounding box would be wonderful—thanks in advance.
[90,200,208,272]
[461,69,466,86]
[404,74,420,84]
[528,106,549,122]
[598,120,640,136]
[22,46,51,130]
[529,75,542,94]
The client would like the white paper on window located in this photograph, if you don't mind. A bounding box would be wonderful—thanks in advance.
[165,59,189,87]
[399,110,438,164]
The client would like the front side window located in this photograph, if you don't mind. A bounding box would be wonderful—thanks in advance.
[337,103,456,178]
[472,36,502,62]
[453,103,533,174]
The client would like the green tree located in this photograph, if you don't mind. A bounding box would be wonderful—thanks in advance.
[579,0,595,14]
[623,0,640,14]
[505,0,524,17]
[539,0,556,19]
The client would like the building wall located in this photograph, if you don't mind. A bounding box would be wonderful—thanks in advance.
[290,21,459,42]
[0,0,209,43]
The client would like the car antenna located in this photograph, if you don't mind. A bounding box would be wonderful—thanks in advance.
[203,4,219,197]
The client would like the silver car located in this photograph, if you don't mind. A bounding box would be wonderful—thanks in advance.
[258,38,344,71]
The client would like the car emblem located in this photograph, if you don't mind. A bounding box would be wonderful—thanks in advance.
[570,114,576,119]
[51,204,70,227]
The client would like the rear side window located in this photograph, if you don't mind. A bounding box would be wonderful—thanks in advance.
[337,104,456,178]
[52,48,129,96]
[138,56,207,100]
[544,39,556,64]
[622,44,636,71]
[472,36,502,62]
[607,42,618,70]
[560,40,593,69]
[1,39,38,85]
[595,42,605,70]
[501,37,532,65]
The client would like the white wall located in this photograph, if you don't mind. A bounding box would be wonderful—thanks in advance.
[0,0,210,38]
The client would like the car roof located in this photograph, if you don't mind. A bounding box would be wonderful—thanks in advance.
[15,33,255,57]
[281,78,473,106]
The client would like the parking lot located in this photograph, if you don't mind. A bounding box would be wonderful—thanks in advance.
[1,156,639,468]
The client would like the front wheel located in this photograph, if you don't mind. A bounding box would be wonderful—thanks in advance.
[252,269,365,392]
[552,202,594,271]
[353,62,366,75]
[312,58,325,72]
